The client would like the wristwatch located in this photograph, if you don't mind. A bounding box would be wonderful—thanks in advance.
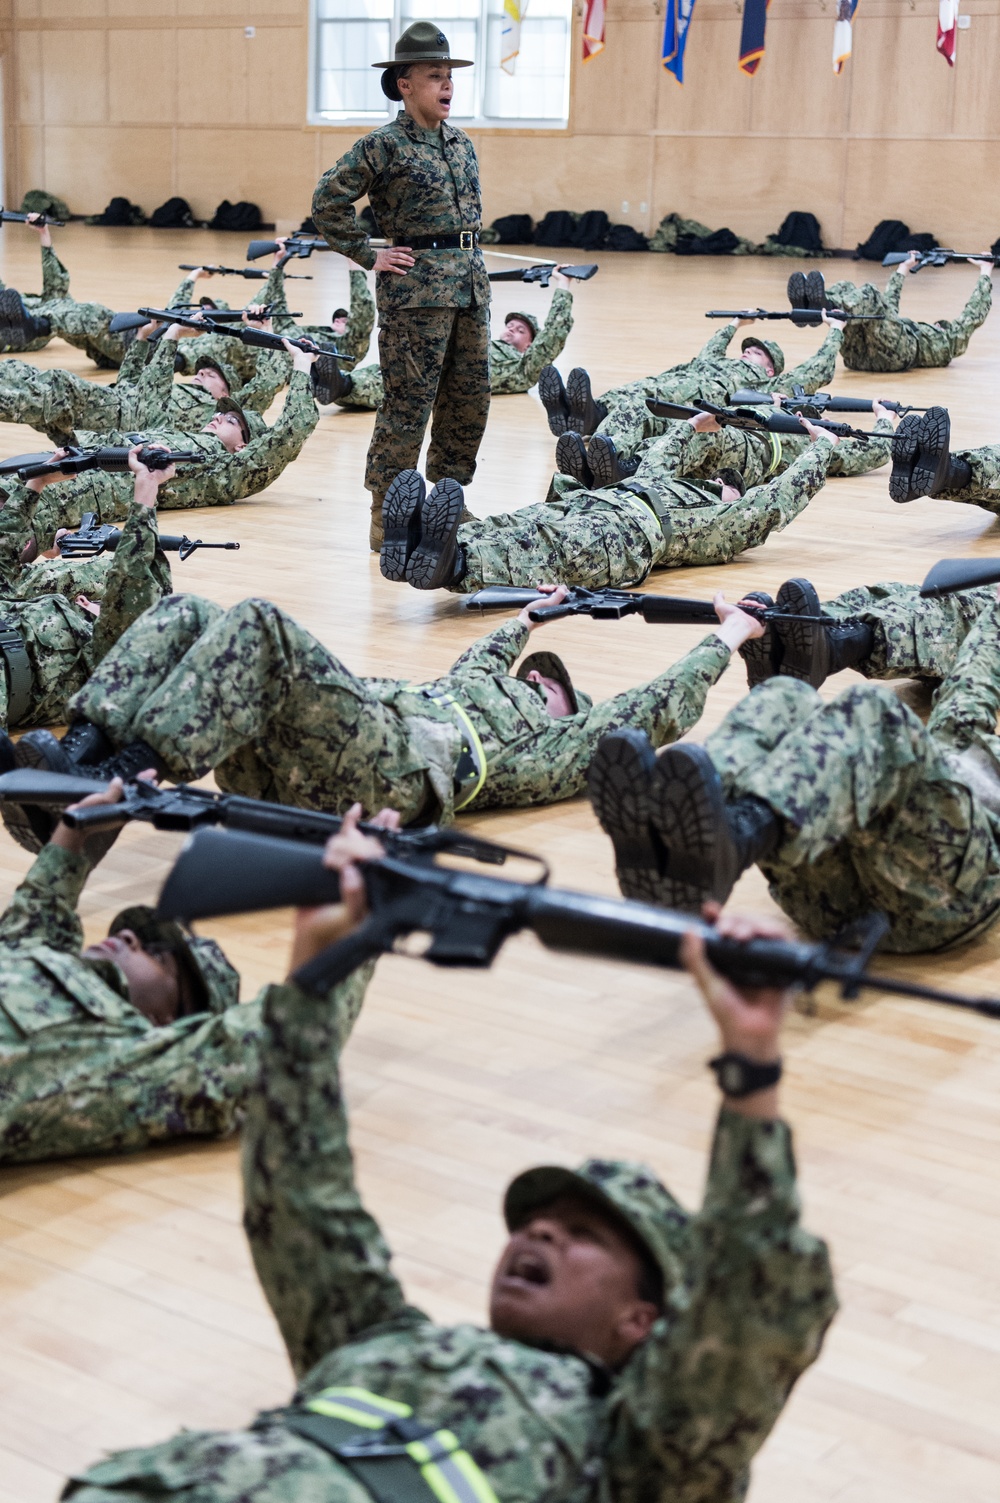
[709,1052,782,1099]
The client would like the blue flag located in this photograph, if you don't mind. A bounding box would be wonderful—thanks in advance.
[662,0,698,83]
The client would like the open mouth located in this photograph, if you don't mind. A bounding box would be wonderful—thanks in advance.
[504,1248,551,1287]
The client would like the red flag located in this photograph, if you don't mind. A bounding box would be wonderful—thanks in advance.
[937,0,958,64]
[583,0,605,60]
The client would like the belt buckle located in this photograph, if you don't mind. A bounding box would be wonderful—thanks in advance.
[459,230,474,250]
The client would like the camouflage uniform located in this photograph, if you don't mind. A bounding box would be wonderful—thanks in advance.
[69,595,734,824]
[594,322,844,457]
[628,415,894,489]
[0,243,69,353]
[25,372,318,546]
[820,580,993,680]
[312,110,492,505]
[264,261,376,368]
[921,440,1000,517]
[337,289,574,409]
[703,595,1000,953]
[66,958,835,1503]
[826,269,992,372]
[0,483,171,729]
[454,441,835,592]
[0,841,266,1165]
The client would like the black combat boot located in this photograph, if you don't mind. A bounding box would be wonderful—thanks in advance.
[538,366,571,436]
[311,355,353,405]
[737,591,781,688]
[587,435,639,486]
[587,728,663,904]
[805,270,827,310]
[555,432,592,486]
[380,470,426,582]
[774,578,875,688]
[787,271,808,309]
[565,368,608,436]
[0,727,144,855]
[0,288,51,351]
[15,720,114,772]
[405,479,467,589]
[889,407,953,502]
[85,738,170,784]
[646,743,781,913]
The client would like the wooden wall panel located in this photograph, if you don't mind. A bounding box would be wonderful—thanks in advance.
[843,137,1000,247]
[848,14,954,137]
[174,127,319,220]
[42,124,174,209]
[13,28,41,124]
[40,30,105,124]
[572,17,657,136]
[15,123,44,192]
[246,28,308,126]
[950,14,1000,136]
[655,18,752,135]
[176,29,247,125]
[107,30,177,125]
[748,18,851,137]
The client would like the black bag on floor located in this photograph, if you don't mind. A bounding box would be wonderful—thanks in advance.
[149,197,196,229]
[534,211,578,247]
[209,200,262,231]
[491,214,533,244]
[897,231,939,254]
[771,211,823,252]
[675,227,740,256]
[855,219,938,261]
[86,196,146,227]
[606,223,648,251]
[572,210,610,250]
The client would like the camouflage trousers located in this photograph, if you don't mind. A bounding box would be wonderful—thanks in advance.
[36,294,127,368]
[934,443,1000,516]
[69,595,433,821]
[827,276,989,372]
[335,361,384,410]
[825,582,993,679]
[704,676,1000,953]
[366,304,491,500]
[633,424,891,489]
[0,358,134,443]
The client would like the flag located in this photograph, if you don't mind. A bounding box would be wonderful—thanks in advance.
[937,0,958,64]
[833,0,858,73]
[662,0,698,83]
[583,0,605,61]
[500,0,526,74]
[738,0,770,75]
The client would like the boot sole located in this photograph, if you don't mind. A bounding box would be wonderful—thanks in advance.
[774,577,828,687]
[648,743,738,913]
[555,432,591,486]
[888,413,921,503]
[3,731,67,853]
[380,471,426,582]
[587,729,663,903]
[912,406,952,497]
[805,270,827,311]
[587,435,623,488]
[405,479,465,590]
[566,368,607,437]
[736,591,778,688]
[787,271,807,309]
[538,366,570,437]
[0,288,31,353]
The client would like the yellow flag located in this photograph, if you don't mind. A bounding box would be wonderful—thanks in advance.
[501,0,526,74]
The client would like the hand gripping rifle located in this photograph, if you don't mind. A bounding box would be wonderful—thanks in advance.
[1,205,65,228]
[119,307,340,360]
[146,821,1000,1019]
[246,235,332,262]
[462,584,832,626]
[179,263,313,280]
[645,397,900,444]
[706,307,884,325]
[57,512,240,562]
[0,446,205,482]
[882,250,999,271]
[727,386,927,419]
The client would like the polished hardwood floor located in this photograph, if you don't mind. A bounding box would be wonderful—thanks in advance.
[1,227,999,1503]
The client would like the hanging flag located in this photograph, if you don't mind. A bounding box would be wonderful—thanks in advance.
[662,0,698,83]
[937,0,958,64]
[501,0,526,74]
[582,0,605,61]
[738,0,770,74]
[833,0,858,73]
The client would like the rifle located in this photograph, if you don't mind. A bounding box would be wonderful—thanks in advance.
[728,386,927,418]
[487,263,599,287]
[645,397,899,444]
[179,264,312,280]
[706,307,883,325]
[124,307,340,360]
[920,557,1000,598]
[108,306,298,334]
[882,250,998,271]
[1,206,65,228]
[246,235,331,262]
[0,446,205,482]
[148,823,1000,1019]
[57,512,240,562]
[462,584,832,626]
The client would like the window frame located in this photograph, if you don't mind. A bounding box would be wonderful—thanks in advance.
[307,0,572,130]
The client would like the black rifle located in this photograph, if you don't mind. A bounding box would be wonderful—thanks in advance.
[488,263,599,287]
[0,446,205,482]
[148,824,1000,1019]
[728,386,927,418]
[179,263,312,280]
[645,397,898,444]
[706,307,883,324]
[57,512,240,562]
[108,306,298,334]
[246,235,331,262]
[1,205,65,228]
[124,307,340,359]
[882,250,998,271]
[462,585,831,626]
[920,557,1000,598]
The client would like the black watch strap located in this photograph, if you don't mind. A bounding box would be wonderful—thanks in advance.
[709,1052,782,1099]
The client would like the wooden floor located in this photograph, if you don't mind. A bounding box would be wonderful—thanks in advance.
[1,226,1000,1502]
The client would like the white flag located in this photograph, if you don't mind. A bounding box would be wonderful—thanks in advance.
[833,0,857,73]
[501,0,527,74]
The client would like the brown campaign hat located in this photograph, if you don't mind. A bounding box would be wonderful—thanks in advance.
[373,21,473,69]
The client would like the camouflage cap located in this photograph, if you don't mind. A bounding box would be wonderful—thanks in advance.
[109,905,239,1016]
[504,1158,691,1303]
[193,354,237,395]
[516,649,591,715]
[717,466,747,496]
[215,395,254,444]
[504,310,539,339]
[740,335,784,377]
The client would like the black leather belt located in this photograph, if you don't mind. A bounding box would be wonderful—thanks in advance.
[393,232,479,250]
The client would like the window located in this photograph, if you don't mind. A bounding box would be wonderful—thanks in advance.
[311,0,572,126]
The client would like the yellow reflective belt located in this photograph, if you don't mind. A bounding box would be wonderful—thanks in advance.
[307,1386,411,1427]
[766,433,783,476]
[423,690,488,811]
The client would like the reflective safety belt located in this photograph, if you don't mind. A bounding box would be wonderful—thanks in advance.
[421,689,488,812]
[0,624,33,725]
[766,433,783,477]
[283,1386,501,1503]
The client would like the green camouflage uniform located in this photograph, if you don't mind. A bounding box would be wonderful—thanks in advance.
[338,289,574,409]
[24,372,318,546]
[0,243,69,353]
[70,595,733,824]
[704,595,1000,953]
[629,415,894,488]
[313,110,492,502]
[66,956,835,1503]
[923,440,1000,516]
[595,323,844,456]
[454,440,835,592]
[0,842,265,1165]
[826,270,992,372]
[821,581,993,680]
[264,262,376,368]
[0,483,171,729]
